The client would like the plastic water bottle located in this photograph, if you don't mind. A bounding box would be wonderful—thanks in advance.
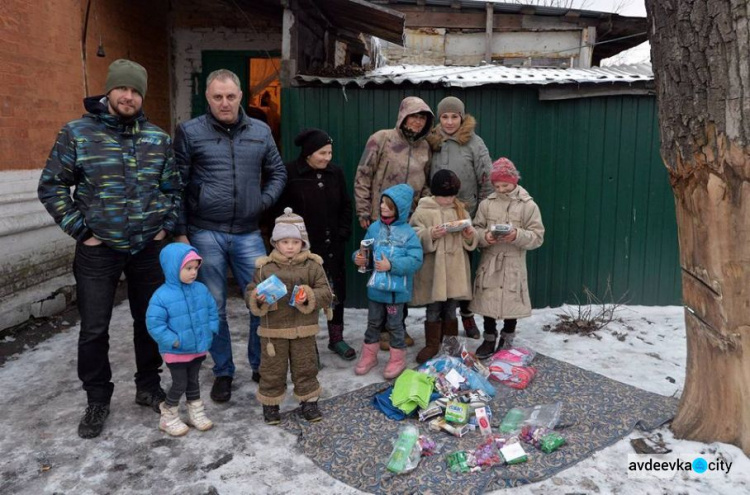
[386,425,419,473]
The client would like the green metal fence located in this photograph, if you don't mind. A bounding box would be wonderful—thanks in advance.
[280,84,681,309]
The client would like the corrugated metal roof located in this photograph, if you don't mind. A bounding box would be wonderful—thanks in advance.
[297,63,653,88]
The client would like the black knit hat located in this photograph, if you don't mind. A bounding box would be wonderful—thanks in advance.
[294,128,333,158]
[431,169,461,197]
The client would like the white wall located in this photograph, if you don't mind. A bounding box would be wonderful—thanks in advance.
[0,170,75,330]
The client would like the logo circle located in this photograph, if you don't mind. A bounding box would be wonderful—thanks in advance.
[692,457,708,473]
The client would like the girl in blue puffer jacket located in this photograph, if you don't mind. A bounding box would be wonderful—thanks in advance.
[353,184,423,380]
[146,243,219,436]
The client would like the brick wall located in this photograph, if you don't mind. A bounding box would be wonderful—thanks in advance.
[0,0,170,172]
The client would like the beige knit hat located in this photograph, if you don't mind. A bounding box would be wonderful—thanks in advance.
[271,207,310,250]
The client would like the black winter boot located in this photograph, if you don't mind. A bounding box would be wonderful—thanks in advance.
[300,401,322,422]
[135,386,166,413]
[263,405,281,425]
[78,403,110,439]
[475,334,498,360]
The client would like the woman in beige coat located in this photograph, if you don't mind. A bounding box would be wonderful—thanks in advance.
[470,158,545,359]
[410,170,479,363]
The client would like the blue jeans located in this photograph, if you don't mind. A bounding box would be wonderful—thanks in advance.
[365,301,406,349]
[188,227,265,377]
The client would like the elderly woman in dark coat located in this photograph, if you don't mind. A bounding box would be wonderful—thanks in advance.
[275,128,356,360]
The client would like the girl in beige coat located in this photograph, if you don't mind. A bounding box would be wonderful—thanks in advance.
[471,158,545,359]
[410,170,479,363]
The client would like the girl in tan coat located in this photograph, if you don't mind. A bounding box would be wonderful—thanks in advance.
[410,170,479,363]
[470,158,545,359]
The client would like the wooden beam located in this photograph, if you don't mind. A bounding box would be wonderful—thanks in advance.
[281,5,298,88]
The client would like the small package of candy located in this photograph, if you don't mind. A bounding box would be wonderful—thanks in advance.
[440,219,472,233]
[255,274,287,305]
[540,432,566,453]
[288,285,306,307]
[446,451,471,473]
[357,238,374,273]
[490,223,513,238]
[473,436,503,468]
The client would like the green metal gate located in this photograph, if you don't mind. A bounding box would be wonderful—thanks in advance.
[280,85,681,309]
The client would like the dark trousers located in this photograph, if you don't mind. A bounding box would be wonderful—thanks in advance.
[483,317,517,335]
[74,241,164,404]
[165,357,205,406]
[459,300,473,317]
[426,299,458,323]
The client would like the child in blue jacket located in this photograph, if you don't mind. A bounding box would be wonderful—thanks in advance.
[353,183,423,379]
[146,242,219,436]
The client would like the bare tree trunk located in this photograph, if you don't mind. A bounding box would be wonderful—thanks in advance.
[646,0,750,454]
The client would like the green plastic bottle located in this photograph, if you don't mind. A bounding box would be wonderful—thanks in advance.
[386,425,419,473]
[500,408,525,433]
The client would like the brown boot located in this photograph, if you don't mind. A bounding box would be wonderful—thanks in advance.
[442,318,459,338]
[416,321,443,364]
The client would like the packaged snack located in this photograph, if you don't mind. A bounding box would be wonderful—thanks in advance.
[473,436,502,468]
[490,223,513,238]
[540,432,566,453]
[288,285,306,307]
[440,219,472,233]
[255,274,287,305]
[429,417,471,438]
[357,238,374,273]
[446,451,471,473]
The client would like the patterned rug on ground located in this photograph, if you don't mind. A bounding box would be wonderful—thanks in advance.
[278,354,678,494]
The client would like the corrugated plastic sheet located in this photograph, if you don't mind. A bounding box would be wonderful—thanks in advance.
[297,63,653,88]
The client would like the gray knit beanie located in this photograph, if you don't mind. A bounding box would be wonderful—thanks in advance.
[271,207,310,251]
[437,96,465,118]
[105,59,148,98]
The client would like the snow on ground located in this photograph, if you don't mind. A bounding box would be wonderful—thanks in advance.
[1,298,748,494]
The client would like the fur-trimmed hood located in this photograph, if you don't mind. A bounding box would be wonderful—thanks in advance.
[426,115,477,151]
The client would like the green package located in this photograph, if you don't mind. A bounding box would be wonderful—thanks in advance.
[540,432,565,453]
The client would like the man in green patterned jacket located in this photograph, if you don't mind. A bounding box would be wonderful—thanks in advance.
[38,59,182,439]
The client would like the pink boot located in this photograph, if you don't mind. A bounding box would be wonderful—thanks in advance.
[383,347,407,380]
[355,343,380,375]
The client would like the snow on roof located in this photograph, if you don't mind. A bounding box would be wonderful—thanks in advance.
[298,63,653,88]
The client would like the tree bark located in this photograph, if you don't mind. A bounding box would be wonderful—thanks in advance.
[646,0,750,454]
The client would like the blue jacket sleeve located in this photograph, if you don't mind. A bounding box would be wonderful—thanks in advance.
[146,292,179,350]
[389,228,423,276]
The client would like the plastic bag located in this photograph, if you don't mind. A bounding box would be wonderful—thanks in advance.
[255,274,287,305]
[499,402,562,433]
[487,360,537,389]
[421,356,497,398]
[491,347,536,366]
[386,425,421,474]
